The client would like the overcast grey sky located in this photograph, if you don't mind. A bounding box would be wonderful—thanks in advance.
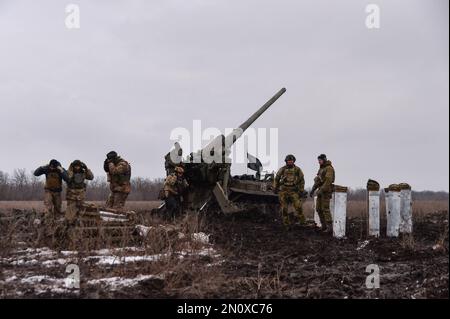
[0,0,448,191]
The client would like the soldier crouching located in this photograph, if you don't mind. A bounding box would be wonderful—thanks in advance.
[164,166,189,218]
[65,160,94,224]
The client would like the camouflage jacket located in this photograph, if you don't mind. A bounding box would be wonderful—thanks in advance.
[312,160,335,193]
[108,158,131,193]
[164,173,189,197]
[273,165,305,192]
[67,165,94,190]
[34,165,69,192]
[164,150,183,173]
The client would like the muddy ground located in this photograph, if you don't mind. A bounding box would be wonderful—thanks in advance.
[205,210,449,298]
[0,208,448,299]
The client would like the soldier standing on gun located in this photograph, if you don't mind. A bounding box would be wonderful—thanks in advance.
[104,151,131,209]
[65,160,94,224]
[33,159,69,222]
[163,166,189,218]
[310,154,335,232]
[273,154,307,228]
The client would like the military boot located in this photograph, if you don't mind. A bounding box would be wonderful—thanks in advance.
[281,209,291,228]
[298,214,307,226]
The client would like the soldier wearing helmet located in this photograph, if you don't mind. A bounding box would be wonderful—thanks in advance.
[104,151,132,209]
[33,159,69,222]
[163,165,189,218]
[309,154,335,232]
[164,142,183,176]
[273,155,306,228]
[65,160,94,223]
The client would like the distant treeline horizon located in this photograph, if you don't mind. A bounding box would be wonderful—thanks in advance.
[0,169,448,201]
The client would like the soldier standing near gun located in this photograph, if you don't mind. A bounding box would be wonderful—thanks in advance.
[33,159,69,222]
[164,142,183,176]
[273,154,307,228]
[65,160,94,224]
[104,151,132,209]
[310,154,335,232]
[163,166,189,218]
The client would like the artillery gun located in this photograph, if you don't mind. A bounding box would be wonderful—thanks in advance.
[161,88,287,215]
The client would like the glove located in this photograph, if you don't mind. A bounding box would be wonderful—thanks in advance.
[103,159,110,172]
[300,190,308,199]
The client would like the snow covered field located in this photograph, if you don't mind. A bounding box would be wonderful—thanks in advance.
[0,231,222,298]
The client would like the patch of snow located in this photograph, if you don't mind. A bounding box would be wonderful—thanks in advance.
[178,247,220,259]
[135,225,152,237]
[20,275,47,284]
[206,260,225,267]
[87,253,168,265]
[87,274,163,290]
[11,275,79,295]
[60,250,76,256]
[11,258,39,266]
[357,240,370,251]
[4,275,18,283]
[198,248,219,257]
[92,246,145,255]
[14,247,55,257]
[192,232,210,244]
[100,216,128,222]
[42,258,71,267]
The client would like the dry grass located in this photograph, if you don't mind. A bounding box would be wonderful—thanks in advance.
[2,199,447,217]
[0,206,229,298]
[1,199,448,298]
[301,199,448,219]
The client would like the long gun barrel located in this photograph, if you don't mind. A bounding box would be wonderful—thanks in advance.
[238,87,286,132]
[195,88,286,161]
[224,87,286,147]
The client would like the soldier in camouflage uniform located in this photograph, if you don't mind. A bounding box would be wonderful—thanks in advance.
[104,151,131,209]
[273,155,306,227]
[34,159,69,221]
[164,166,189,218]
[310,154,335,232]
[65,160,94,223]
[164,142,183,176]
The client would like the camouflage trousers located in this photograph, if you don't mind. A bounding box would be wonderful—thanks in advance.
[44,191,62,220]
[278,190,306,226]
[316,191,333,226]
[165,194,182,218]
[106,192,129,209]
[66,188,87,223]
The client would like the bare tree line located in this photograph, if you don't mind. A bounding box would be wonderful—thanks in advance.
[0,169,164,201]
[346,187,449,201]
[0,169,448,201]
